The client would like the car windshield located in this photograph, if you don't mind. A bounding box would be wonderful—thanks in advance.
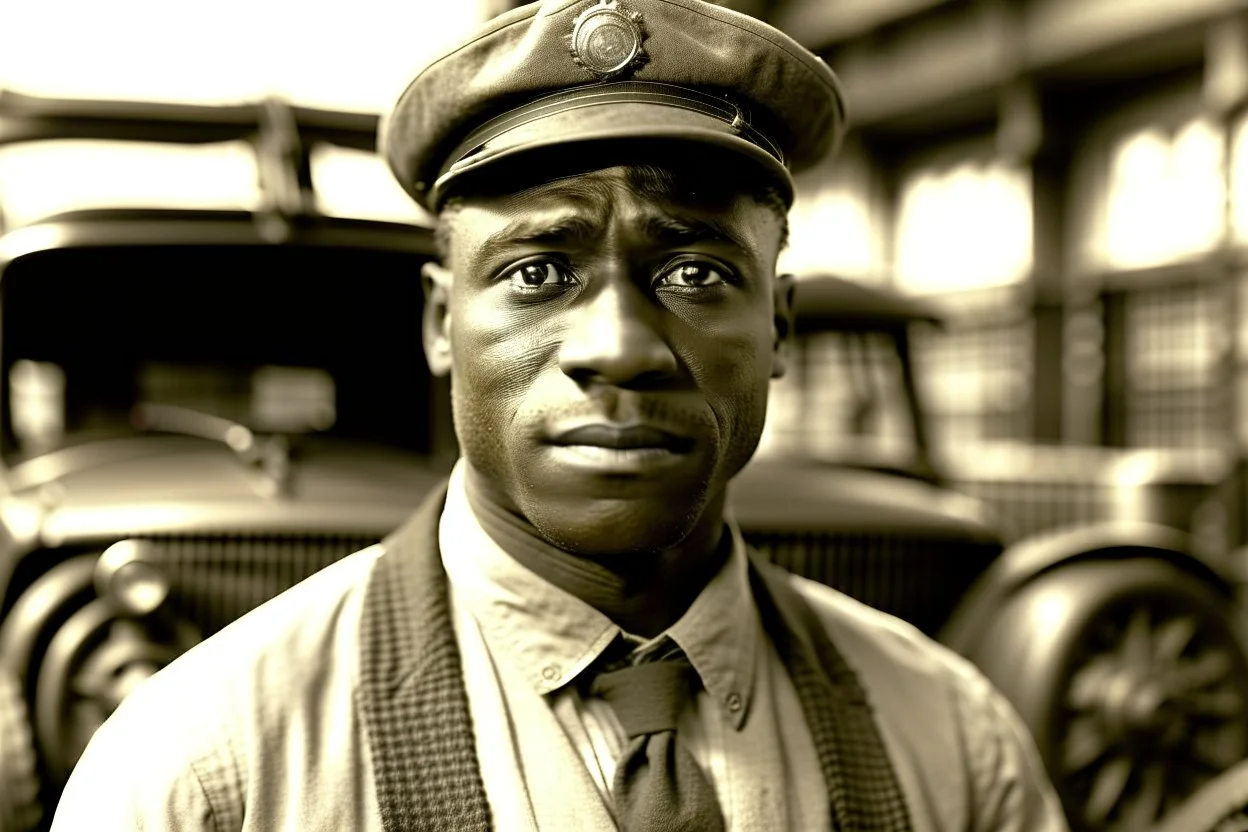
[0,240,435,464]
[761,328,919,469]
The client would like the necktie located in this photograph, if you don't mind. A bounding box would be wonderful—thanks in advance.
[590,656,727,832]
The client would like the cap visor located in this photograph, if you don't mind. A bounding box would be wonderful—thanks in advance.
[432,101,793,208]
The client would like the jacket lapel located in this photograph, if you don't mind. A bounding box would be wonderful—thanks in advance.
[357,480,911,832]
[749,556,914,832]
[357,483,493,832]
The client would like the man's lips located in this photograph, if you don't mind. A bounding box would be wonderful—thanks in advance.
[549,424,694,452]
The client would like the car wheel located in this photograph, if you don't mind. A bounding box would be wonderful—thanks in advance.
[0,668,42,832]
[1149,754,1248,832]
[33,597,197,786]
[962,557,1248,832]
[0,549,199,791]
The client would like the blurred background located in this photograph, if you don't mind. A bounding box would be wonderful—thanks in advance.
[5,1,1248,830]
[4,0,1247,550]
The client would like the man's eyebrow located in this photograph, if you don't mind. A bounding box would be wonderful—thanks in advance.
[639,214,750,255]
[479,215,601,262]
[476,210,752,262]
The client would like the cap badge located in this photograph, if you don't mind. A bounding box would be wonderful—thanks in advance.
[567,0,648,80]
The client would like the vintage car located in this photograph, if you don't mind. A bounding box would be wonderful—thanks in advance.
[736,276,1248,832]
[0,92,456,830]
[0,93,1243,832]
[1151,752,1248,832]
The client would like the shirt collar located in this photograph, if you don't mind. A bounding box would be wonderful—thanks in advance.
[439,460,619,694]
[438,459,758,730]
[663,521,758,729]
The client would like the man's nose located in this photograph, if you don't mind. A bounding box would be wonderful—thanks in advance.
[558,280,679,389]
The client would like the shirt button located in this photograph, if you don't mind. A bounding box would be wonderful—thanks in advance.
[541,665,560,682]
[726,692,743,713]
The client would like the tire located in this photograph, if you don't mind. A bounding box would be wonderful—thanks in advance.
[0,668,42,832]
[962,557,1248,832]
[2,552,199,795]
[1151,755,1248,831]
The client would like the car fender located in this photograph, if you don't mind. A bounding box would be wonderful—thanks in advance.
[0,557,98,686]
[938,521,1234,656]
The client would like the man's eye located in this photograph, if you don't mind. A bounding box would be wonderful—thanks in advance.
[657,262,728,289]
[506,261,573,289]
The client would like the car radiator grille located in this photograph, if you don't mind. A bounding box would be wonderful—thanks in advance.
[127,531,997,641]
[135,534,382,637]
[744,531,1000,637]
[951,479,1124,543]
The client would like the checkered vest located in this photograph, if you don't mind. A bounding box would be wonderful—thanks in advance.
[357,484,913,831]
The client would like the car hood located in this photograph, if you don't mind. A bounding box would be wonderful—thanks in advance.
[730,457,1001,543]
[1,441,1001,547]
[1,438,448,546]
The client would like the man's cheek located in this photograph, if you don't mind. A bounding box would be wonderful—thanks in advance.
[459,293,562,353]
[690,327,769,387]
[454,332,562,430]
[701,342,770,448]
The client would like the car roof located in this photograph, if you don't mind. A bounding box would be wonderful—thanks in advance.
[793,273,944,333]
[0,91,399,236]
[0,90,378,150]
[0,208,437,268]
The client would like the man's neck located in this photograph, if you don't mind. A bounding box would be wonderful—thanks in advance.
[462,464,730,638]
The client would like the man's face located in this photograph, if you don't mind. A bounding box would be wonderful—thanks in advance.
[425,165,790,557]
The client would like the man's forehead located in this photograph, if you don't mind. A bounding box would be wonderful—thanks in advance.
[454,168,771,248]
[459,162,759,220]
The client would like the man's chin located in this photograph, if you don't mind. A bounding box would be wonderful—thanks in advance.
[525,496,705,560]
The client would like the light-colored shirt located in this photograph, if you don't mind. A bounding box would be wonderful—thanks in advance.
[53,464,1069,831]
[437,460,828,830]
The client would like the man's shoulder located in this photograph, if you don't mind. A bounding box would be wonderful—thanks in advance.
[55,545,389,830]
[778,567,977,688]
[774,568,1069,831]
[163,544,385,684]
[84,544,382,758]
[772,566,1032,755]
[97,543,386,738]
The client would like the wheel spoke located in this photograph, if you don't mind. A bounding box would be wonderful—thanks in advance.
[1122,608,1153,672]
[1063,715,1112,774]
[70,670,102,700]
[1188,733,1241,772]
[1085,755,1133,826]
[1184,687,1245,719]
[1067,658,1115,711]
[1152,615,1198,665]
[1117,761,1167,831]
[1164,652,1233,695]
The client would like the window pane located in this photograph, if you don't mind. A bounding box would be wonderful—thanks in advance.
[1125,283,1231,450]
[10,360,65,454]
[759,332,916,466]
[782,151,883,282]
[893,161,1032,294]
[1227,115,1248,244]
[1101,119,1225,269]
[914,321,1033,448]
[250,366,337,433]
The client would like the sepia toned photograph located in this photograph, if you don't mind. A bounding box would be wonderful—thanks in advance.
[0,1,1246,831]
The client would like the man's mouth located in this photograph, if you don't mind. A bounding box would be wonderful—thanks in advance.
[549,424,694,453]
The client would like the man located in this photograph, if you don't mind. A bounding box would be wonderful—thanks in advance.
[54,0,1068,829]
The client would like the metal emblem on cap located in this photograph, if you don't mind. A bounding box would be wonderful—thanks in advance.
[567,0,648,80]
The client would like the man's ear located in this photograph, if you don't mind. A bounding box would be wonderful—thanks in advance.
[422,261,454,378]
[771,272,796,379]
